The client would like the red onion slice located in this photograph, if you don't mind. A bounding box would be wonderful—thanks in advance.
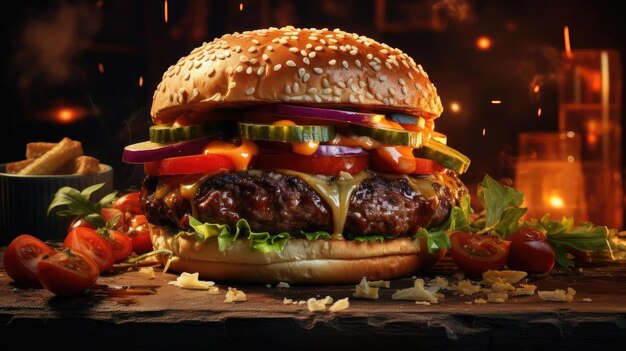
[122,136,216,163]
[261,104,384,125]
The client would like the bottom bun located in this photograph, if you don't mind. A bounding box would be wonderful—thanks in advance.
[149,224,440,284]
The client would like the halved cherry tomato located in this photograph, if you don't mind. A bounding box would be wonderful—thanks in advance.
[144,154,235,176]
[507,227,555,273]
[449,231,511,276]
[3,234,53,284]
[111,192,142,216]
[36,249,99,296]
[103,229,133,262]
[370,151,444,175]
[64,227,114,273]
[129,214,152,254]
[255,153,369,175]
[100,207,126,231]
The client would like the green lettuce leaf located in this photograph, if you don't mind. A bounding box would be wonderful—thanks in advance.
[415,194,474,253]
[353,235,388,243]
[235,219,291,253]
[477,175,525,237]
[188,216,229,243]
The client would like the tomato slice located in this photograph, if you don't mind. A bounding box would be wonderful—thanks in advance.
[64,227,114,273]
[104,229,134,262]
[144,154,235,176]
[3,234,53,284]
[255,153,369,175]
[370,151,444,175]
[507,227,555,273]
[449,231,511,276]
[111,192,142,216]
[36,249,99,296]
[129,215,153,254]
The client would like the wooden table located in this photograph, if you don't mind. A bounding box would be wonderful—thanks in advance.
[1,250,625,350]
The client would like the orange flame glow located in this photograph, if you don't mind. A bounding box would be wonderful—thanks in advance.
[564,26,572,58]
[491,100,502,104]
[139,76,144,87]
[164,0,169,23]
[239,2,243,11]
[449,101,461,113]
[482,128,486,136]
[533,85,540,94]
[54,107,86,124]
[476,36,492,50]
[98,62,104,74]
[537,107,542,117]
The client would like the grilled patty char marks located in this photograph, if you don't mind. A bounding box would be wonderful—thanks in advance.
[140,171,467,239]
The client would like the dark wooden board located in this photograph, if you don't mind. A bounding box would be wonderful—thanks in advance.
[1,249,625,350]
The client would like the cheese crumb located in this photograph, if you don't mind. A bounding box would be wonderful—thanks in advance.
[329,297,350,312]
[491,282,515,292]
[582,297,592,302]
[354,277,380,299]
[391,279,439,303]
[482,270,527,285]
[168,272,216,290]
[276,282,290,288]
[266,284,272,288]
[298,300,307,305]
[510,284,537,297]
[138,267,156,279]
[224,287,247,302]
[474,298,487,304]
[283,298,293,305]
[307,297,327,311]
[368,280,390,288]
[450,279,481,296]
[415,301,431,306]
[429,276,449,289]
[538,287,576,302]
[487,292,509,303]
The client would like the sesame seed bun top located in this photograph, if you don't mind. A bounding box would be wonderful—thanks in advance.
[151,26,443,124]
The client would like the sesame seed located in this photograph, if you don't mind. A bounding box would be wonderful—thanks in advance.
[358,94,365,103]
[235,46,242,53]
[229,82,236,89]
[298,68,305,78]
[184,72,191,81]
[279,39,287,45]
[267,45,274,51]
[274,64,282,71]
[262,54,269,61]
[320,39,327,45]
[308,36,318,41]
[226,67,233,75]
[313,67,324,75]
[375,93,383,101]
[408,72,414,80]
[350,50,357,55]
[333,88,342,96]
[402,60,410,68]
[244,67,252,75]
[328,59,336,65]
[373,65,381,71]
[322,88,332,94]
[303,57,310,65]
[342,61,349,69]
[374,57,381,63]
[240,56,249,62]
[248,46,258,53]
[308,88,317,94]
[246,87,255,95]
[286,60,296,67]
[385,62,392,69]
[290,36,298,40]
[401,86,408,95]
[249,58,258,64]
[399,78,406,85]
[194,61,202,69]
[252,39,260,45]
[339,46,347,52]
[306,43,313,49]
[383,97,390,105]
[389,88,396,95]
[350,85,359,93]
[285,85,292,94]
[365,92,374,99]
[207,67,216,76]
[380,49,388,54]
[359,81,366,88]
[257,66,265,76]
[235,66,243,73]
[329,38,338,43]
[329,45,338,50]
[369,61,377,67]
[313,95,322,103]
[300,50,307,56]
[367,53,373,60]
[355,60,361,68]
[293,82,300,93]
[303,73,311,82]
[337,81,346,88]
[349,94,357,103]
[308,52,316,58]
[322,78,329,88]
[289,47,299,53]
[315,46,323,51]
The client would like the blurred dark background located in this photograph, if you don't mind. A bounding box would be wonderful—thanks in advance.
[2,0,625,193]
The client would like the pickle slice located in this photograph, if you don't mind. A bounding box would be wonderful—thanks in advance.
[149,122,229,143]
[238,123,335,142]
[350,124,423,148]
[414,139,471,174]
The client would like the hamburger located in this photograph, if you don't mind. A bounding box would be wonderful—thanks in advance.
[123,26,469,284]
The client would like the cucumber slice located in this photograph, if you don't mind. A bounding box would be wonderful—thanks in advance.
[149,122,229,143]
[350,124,423,148]
[238,123,335,143]
[414,139,470,174]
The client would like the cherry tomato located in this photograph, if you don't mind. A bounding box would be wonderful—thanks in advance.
[36,249,99,296]
[68,216,96,234]
[144,154,235,176]
[449,231,511,276]
[129,215,153,254]
[111,192,142,216]
[64,227,114,273]
[104,229,133,262]
[100,207,126,231]
[3,234,53,284]
[507,227,555,273]
[255,153,369,175]
[370,151,444,175]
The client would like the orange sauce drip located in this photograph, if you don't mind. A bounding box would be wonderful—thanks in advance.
[203,140,258,171]
[272,120,320,156]
[374,146,416,173]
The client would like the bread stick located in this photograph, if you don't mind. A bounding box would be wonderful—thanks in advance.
[5,159,34,174]
[18,138,83,175]
[26,142,57,159]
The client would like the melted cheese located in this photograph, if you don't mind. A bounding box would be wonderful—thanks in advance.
[278,169,373,238]
[203,139,258,171]
[381,173,437,200]
[272,120,320,155]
